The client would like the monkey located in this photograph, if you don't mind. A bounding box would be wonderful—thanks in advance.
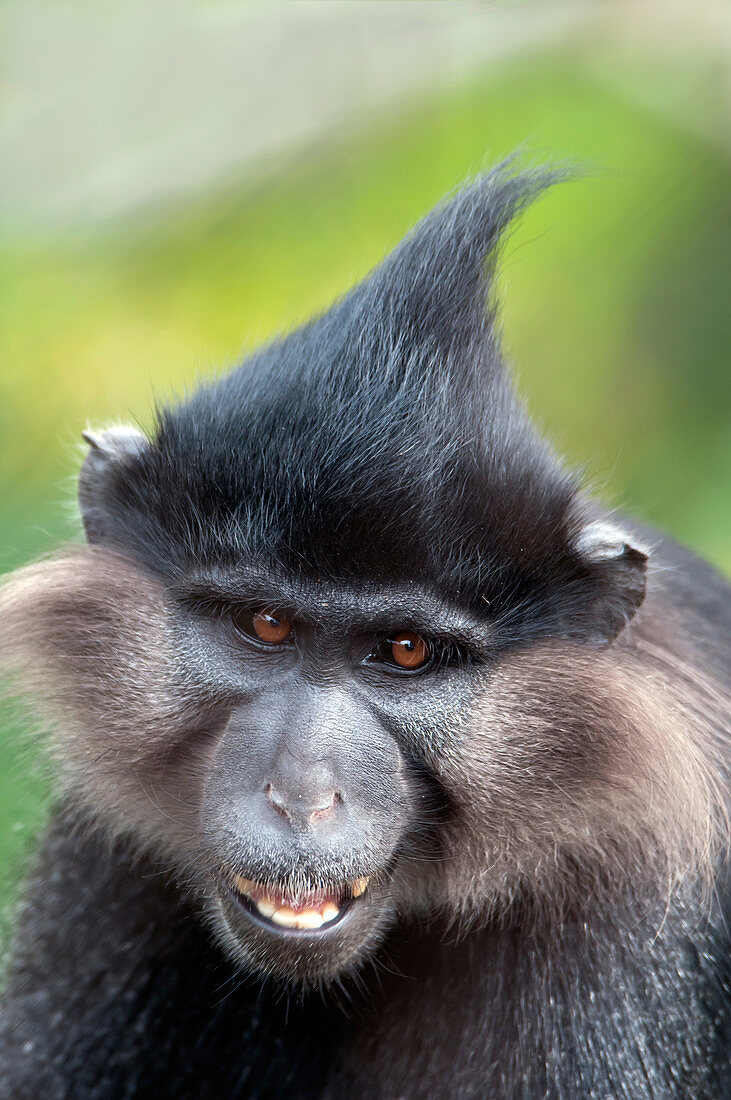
[0,161,728,1100]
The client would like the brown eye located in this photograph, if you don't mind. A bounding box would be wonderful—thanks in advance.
[252,608,293,644]
[389,632,430,670]
[231,606,293,645]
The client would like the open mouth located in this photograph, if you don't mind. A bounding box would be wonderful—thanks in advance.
[226,873,370,933]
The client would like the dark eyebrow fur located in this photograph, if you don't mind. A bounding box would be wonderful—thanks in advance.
[172,567,494,652]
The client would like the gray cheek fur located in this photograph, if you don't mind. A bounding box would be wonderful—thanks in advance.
[0,546,725,946]
[0,550,216,867]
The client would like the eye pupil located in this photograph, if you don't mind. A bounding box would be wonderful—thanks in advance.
[252,608,292,644]
[390,631,429,670]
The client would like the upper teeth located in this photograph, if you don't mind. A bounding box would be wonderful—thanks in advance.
[231,874,370,930]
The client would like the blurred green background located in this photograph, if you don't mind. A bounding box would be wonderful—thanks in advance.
[1,2,729,917]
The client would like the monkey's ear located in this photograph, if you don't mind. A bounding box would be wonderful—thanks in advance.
[79,425,148,544]
[571,521,648,642]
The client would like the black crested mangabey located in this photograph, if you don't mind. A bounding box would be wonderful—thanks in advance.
[0,163,728,1100]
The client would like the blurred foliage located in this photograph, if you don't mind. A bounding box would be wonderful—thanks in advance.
[1,46,729,907]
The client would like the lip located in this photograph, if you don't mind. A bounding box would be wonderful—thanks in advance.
[219,871,373,939]
[223,879,358,937]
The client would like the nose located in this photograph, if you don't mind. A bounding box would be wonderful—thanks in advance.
[264,781,342,829]
[257,744,347,834]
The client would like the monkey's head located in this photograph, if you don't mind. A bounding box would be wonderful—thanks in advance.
[2,165,719,988]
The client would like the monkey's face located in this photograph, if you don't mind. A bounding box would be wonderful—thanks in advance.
[1,542,662,990]
[170,570,489,985]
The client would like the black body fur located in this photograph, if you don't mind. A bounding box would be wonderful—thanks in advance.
[1,804,728,1100]
[1,163,729,1098]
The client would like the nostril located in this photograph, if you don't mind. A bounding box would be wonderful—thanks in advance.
[308,790,341,823]
[264,782,291,819]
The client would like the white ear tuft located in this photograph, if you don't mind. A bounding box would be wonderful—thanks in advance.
[571,520,649,642]
[575,521,648,567]
[79,424,149,544]
[82,424,147,459]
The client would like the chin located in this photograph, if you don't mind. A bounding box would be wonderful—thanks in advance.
[209,869,398,986]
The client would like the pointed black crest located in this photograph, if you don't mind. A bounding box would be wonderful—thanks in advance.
[80,160,595,628]
[351,158,567,363]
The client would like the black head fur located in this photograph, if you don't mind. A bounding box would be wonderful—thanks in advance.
[80,162,638,644]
